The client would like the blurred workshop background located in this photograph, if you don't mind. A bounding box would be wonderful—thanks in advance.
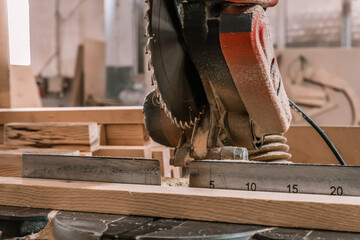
[1,0,360,126]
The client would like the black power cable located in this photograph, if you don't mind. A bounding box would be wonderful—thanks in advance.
[289,99,347,166]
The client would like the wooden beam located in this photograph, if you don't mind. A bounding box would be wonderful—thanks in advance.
[0,0,10,108]
[0,107,144,124]
[9,65,42,108]
[4,123,99,152]
[105,124,149,146]
[83,39,106,104]
[69,45,84,107]
[93,145,152,159]
[0,177,359,232]
[285,126,360,166]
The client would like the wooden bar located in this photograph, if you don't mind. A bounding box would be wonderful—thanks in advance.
[93,145,152,159]
[285,126,360,166]
[0,177,359,232]
[4,123,99,151]
[105,124,149,146]
[0,107,144,124]
[0,0,10,108]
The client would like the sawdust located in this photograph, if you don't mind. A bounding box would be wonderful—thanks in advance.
[162,177,189,187]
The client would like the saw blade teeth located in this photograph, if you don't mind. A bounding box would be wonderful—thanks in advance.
[174,118,181,128]
[144,0,202,130]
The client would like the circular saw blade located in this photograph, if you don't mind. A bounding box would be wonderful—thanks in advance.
[146,0,207,128]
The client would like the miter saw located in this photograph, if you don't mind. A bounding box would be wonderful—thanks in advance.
[143,0,292,168]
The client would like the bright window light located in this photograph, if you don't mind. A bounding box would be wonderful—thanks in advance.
[7,0,31,66]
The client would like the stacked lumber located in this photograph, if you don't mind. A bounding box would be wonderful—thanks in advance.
[0,107,147,145]
[0,107,180,178]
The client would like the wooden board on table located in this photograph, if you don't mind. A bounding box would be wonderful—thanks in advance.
[285,126,360,166]
[4,123,99,152]
[0,106,144,125]
[105,124,149,146]
[0,177,359,232]
[0,148,80,177]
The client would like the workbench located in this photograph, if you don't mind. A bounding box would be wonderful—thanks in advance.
[0,205,358,240]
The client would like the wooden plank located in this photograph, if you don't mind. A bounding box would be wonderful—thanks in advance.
[0,152,21,177]
[0,0,10,108]
[22,155,161,185]
[106,124,149,146]
[69,45,84,107]
[0,107,144,124]
[93,145,152,159]
[0,177,359,232]
[0,148,80,177]
[10,65,42,108]
[83,39,106,104]
[285,126,360,166]
[152,147,171,178]
[4,123,99,152]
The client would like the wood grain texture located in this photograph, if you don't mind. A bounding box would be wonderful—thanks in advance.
[4,123,99,151]
[93,145,152,159]
[105,124,149,146]
[98,124,107,145]
[0,107,144,124]
[0,0,10,108]
[0,152,21,177]
[285,126,360,166]
[69,45,84,107]
[10,65,42,108]
[83,39,106,103]
[0,177,359,232]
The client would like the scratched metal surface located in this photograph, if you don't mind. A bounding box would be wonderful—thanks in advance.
[189,160,360,196]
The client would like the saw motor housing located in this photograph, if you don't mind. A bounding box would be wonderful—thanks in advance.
[143,0,292,167]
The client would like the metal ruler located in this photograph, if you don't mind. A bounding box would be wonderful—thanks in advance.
[22,154,161,185]
[189,160,360,196]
